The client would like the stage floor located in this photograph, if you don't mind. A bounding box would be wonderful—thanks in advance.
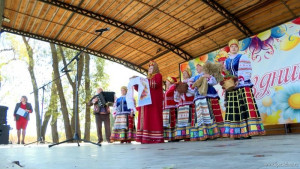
[1,135,299,169]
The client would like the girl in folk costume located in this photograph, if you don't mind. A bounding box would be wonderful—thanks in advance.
[222,39,265,139]
[190,61,221,141]
[135,61,164,144]
[211,51,230,136]
[174,68,195,140]
[163,76,178,141]
[110,86,136,143]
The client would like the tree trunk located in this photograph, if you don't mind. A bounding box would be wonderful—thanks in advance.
[84,53,91,141]
[49,74,59,143]
[50,43,72,140]
[22,36,41,139]
[51,119,59,143]
[41,107,51,140]
[41,76,56,140]
[51,118,59,143]
[58,46,84,139]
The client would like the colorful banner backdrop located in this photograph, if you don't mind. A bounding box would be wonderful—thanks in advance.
[180,17,300,125]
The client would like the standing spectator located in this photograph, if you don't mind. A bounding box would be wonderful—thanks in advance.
[14,96,33,144]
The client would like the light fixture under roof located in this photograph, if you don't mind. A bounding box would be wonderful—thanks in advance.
[2,16,10,23]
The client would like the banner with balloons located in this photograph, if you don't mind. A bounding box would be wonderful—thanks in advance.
[179,17,300,125]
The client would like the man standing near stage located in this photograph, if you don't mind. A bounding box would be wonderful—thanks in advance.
[88,88,111,144]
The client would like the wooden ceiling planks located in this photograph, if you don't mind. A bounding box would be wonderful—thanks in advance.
[2,0,300,79]
[66,0,82,6]
[221,0,261,14]
[286,0,300,12]
[23,0,37,30]
[180,23,234,52]
[146,0,200,43]
[241,1,298,33]
[12,1,24,30]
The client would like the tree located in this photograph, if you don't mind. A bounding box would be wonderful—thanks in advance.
[58,46,84,138]
[50,43,73,140]
[22,36,41,139]
[41,73,59,143]
[49,78,59,143]
[84,53,91,141]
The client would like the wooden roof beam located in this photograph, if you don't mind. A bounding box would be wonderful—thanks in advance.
[139,0,276,66]
[1,26,147,76]
[201,0,253,37]
[279,0,297,18]
[138,21,228,66]
[53,0,85,39]
[99,0,168,53]
[38,0,192,61]
[0,0,5,31]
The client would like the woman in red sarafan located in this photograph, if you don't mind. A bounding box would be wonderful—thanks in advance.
[135,61,164,144]
[13,96,33,144]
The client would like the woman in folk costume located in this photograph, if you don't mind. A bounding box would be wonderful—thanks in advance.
[163,76,178,141]
[174,68,195,140]
[222,39,265,139]
[135,61,164,144]
[190,61,221,141]
[110,86,136,143]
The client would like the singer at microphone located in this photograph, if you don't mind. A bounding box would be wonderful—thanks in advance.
[95,28,110,32]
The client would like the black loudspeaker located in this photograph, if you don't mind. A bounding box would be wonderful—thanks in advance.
[0,106,8,125]
[0,125,10,144]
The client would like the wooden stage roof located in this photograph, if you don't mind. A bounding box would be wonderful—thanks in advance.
[1,0,299,80]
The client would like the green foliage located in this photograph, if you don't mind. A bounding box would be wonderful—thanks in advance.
[5,34,29,62]
[92,57,109,90]
[2,33,111,139]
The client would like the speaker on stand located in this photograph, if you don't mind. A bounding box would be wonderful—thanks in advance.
[0,106,10,144]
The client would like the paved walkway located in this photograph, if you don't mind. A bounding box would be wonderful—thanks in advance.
[0,135,300,169]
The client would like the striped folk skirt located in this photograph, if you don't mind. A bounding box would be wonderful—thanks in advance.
[190,98,220,141]
[208,98,225,136]
[110,114,136,142]
[175,104,195,140]
[163,108,177,141]
[223,87,265,138]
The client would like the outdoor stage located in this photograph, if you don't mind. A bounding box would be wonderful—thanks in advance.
[1,135,299,169]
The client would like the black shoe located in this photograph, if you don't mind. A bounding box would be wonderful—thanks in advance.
[246,136,252,139]
[234,138,240,140]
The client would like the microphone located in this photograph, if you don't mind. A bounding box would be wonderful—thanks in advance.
[62,69,73,73]
[95,28,110,32]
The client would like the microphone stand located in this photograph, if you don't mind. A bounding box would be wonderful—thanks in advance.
[49,30,105,148]
[25,73,69,146]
